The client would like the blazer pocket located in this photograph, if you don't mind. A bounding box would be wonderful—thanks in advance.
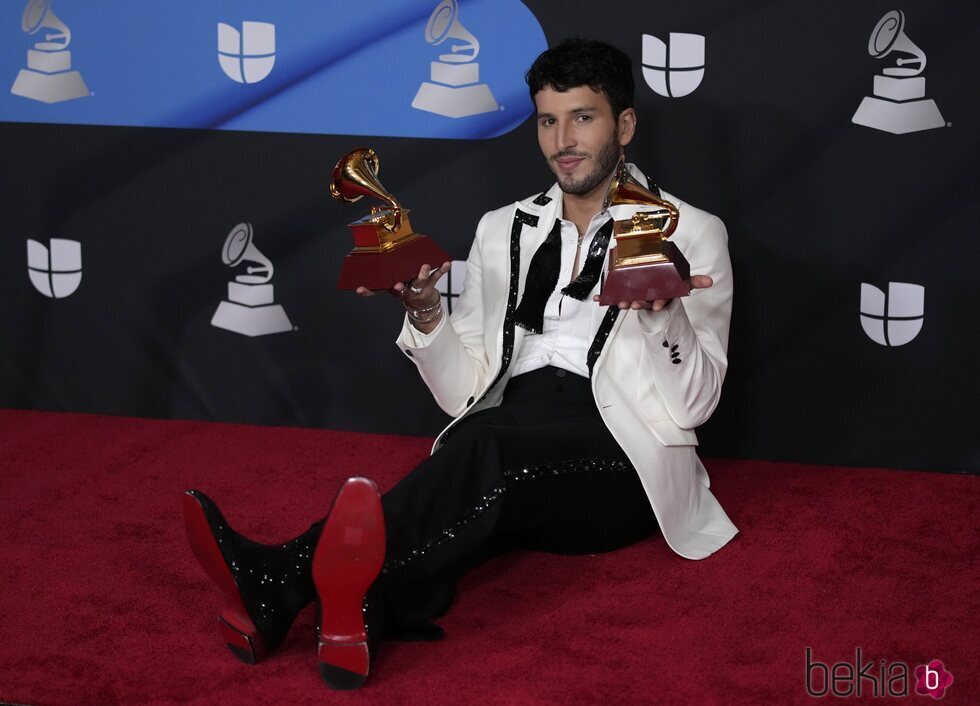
[644,418,699,447]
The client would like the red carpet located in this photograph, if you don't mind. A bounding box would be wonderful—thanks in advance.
[0,409,976,705]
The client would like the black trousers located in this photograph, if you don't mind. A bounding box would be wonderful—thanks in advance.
[375,366,658,632]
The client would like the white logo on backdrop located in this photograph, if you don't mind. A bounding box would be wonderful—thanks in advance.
[10,0,89,104]
[412,0,498,118]
[434,260,467,314]
[852,10,944,134]
[27,238,82,298]
[217,22,276,84]
[211,223,292,337]
[860,282,924,346]
[641,33,705,98]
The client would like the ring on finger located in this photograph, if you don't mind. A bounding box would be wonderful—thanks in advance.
[409,284,424,295]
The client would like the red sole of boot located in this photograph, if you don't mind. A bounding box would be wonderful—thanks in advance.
[313,478,386,689]
[182,492,266,664]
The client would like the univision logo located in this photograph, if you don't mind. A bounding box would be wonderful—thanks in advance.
[859,282,924,346]
[641,32,705,98]
[27,238,82,298]
[217,21,275,84]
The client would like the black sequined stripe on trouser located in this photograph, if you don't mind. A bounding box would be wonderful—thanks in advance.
[375,366,659,634]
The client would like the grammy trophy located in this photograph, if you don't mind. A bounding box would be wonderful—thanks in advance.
[331,148,450,290]
[597,161,691,305]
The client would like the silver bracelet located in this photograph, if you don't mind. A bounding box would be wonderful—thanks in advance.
[404,298,441,316]
[410,304,442,324]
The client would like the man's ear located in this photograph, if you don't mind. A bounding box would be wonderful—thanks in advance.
[617,108,637,147]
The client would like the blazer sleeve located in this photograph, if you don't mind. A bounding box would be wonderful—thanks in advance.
[635,213,733,429]
[395,211,496,417]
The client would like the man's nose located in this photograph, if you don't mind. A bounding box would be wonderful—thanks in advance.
[556,122,576,152]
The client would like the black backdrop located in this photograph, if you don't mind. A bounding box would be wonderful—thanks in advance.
[2,0,978,474]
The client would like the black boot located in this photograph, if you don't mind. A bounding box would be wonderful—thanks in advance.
[183,489,323,664]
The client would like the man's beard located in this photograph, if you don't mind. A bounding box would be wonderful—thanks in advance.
[552,134,621,196]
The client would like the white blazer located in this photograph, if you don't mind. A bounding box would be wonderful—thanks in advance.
[396,165,738,560]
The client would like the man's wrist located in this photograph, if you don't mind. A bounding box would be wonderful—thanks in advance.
[409,309,443,333]
[405,298,443,323]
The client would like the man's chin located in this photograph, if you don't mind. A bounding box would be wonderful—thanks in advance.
[557,176,597,196]
[552,170,584,193]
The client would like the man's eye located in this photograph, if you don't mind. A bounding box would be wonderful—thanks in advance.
[576,114,591,122]
[541,118,555,126]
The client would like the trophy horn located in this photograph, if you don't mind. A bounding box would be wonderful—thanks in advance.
[330,148,402,231]
[603,160,679,240]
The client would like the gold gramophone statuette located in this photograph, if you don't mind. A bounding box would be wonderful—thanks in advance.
[597,161,691,305]
[330,148,449,290]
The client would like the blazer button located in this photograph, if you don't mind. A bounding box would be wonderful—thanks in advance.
[405,350,413,357]
[467,396,475,406]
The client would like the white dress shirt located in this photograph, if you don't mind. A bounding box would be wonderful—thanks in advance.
[509,202,610,379]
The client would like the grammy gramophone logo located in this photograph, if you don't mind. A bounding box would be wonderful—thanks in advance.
[10,0,89,104]
[412,0,498,118]
[852,10,944,134]
[211,223,293,337]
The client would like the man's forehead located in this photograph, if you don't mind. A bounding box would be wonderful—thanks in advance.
[534,84,610,113]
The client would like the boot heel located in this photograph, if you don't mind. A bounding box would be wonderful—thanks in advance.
[317,641,370,690]
[219,613,267,664]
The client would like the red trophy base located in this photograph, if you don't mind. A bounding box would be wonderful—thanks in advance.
[336,236,450,290]
[597,241,691,305]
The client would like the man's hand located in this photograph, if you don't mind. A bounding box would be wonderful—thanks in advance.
[592,274,713,311]
[356,261,452,333]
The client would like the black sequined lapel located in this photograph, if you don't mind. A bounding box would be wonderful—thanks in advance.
[587,306,621,377]
[584,180,662,377]
[488,208,537,390]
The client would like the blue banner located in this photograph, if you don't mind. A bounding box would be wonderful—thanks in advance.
[0,0,546,139]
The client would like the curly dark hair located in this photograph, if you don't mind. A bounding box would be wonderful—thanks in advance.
[525,37,634,117]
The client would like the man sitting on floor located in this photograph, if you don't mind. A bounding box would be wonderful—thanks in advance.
[184,37,737,690]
